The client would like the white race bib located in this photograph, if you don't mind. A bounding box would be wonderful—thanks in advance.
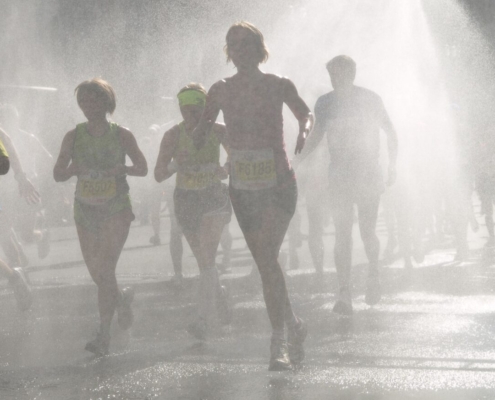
[76,171,117,205]
[231,149,277,190]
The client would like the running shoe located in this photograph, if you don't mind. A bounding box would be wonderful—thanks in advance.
[85,331,110,357]
[187,319,207,341]
[269,338,292,371]
[365,275,382,306]
[10,268,32,311]
[149,235,161,246]
[332,287,353,316]
[117,287,134,330]
[217,262,232,275]
[37,229,51,259]
[217,285,233,325]
[171,273,183,287]
[288,318,307,365]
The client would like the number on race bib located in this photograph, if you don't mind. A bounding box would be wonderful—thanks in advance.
[176,164,217,190]
[231,149,277,190]
[76,171,117,205]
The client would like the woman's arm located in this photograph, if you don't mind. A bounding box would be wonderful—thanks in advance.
[0,155,9,175]
[118,127,148,177]
[215,123,229,179]
[282,78,314,155]
[193,81,223,149]
[154,126,180,183]
[0,138,9,175]
[53,130,79,182]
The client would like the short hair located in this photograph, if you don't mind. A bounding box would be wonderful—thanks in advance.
[224,21,269,64]
[326,55,356,80]
[75,78,116,114]
[177,82,207,96]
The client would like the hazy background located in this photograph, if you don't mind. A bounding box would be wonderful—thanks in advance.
[1,0,495,174]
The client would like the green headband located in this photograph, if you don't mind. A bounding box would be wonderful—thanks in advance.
[177,90,206,108]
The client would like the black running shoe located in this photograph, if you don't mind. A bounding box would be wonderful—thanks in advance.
[149,235,161,246]
[217,285,233,325]
[187,319,207,341]
[85,331,110,357]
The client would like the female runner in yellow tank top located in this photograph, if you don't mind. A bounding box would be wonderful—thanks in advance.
[155,83,232,340]
[53,78,147,356]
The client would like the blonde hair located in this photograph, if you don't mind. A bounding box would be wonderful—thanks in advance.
[75,78,116,114]
[225,21,269,64]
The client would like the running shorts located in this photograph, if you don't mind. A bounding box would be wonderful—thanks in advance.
[229,178,297,233]
[174,183,231,232]
[74,193,134,232]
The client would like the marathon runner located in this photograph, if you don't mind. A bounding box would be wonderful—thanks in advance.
[53,78,148,356]
[155,83,232,339]
[193,22,314,370]
[298,55,398,315]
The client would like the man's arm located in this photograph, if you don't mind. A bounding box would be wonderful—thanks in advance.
[0,128,40,203]
[380,105,398,186]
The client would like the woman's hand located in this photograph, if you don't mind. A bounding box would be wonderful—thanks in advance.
[215,164,229,180]
[294,129,309,155]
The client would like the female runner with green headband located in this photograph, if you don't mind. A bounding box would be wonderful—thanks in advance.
[155,83,232,339]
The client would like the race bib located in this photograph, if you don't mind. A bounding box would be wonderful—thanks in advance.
[176,163,217,190]
[76,171,117,205]
[231,149,276,190]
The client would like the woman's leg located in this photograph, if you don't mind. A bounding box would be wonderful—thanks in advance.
[182,213,226,329]
[76,209,132,337]
[242,205,293,336]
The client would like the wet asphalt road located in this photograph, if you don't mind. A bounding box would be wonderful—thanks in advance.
[2,214,495,400]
